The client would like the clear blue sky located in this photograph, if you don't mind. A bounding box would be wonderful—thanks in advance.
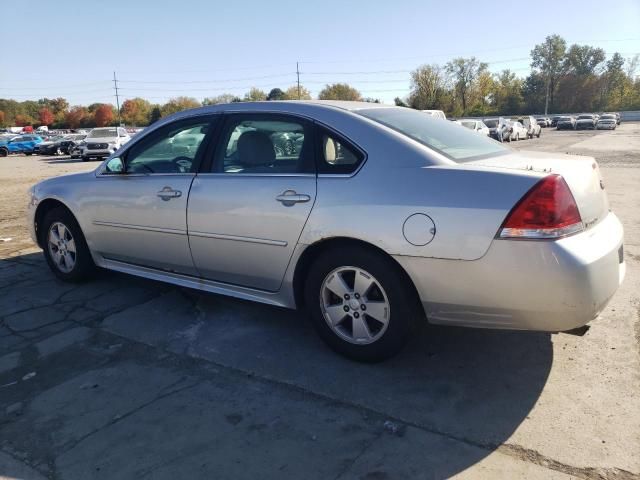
[1,0,639,105]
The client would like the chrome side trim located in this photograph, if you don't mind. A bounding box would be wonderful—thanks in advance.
[96,257,294,309]
[92,221,186,235]
[189,230,287,247]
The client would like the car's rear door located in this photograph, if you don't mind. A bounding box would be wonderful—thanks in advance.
[187,112,317,291]
[83,115,218,275]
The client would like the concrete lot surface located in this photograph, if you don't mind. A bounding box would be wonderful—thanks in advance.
[0,124,639,479]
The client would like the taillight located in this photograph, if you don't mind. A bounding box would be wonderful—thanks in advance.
[498,175,583,239]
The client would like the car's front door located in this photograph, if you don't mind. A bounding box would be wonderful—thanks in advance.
[83,116,217,275]
[187,113,317,291]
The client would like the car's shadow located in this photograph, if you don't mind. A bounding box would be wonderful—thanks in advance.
[35,155,88,164]
[0,252,553,478]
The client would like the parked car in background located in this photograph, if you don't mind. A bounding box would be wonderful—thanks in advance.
[575,114,597,130]
[69,142,85,159]
[34,135,67,155]
[556,116,576,130]
[59,134,87,155]
[510,120,528,140]
[82,127,131,162]
[517,116,541,138]
[484,117,512,142]
[535,116,551,127]
[596,114,617,130]
[0,135,43,156]
[458,119,490,136]
[551,116,562,127]
[421,110,447,120]
[27,101,625,361]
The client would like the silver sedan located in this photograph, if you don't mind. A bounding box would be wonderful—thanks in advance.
[27,101,625,361]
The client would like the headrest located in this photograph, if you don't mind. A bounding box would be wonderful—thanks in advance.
[323,136,336,163]
[237,131,275,166]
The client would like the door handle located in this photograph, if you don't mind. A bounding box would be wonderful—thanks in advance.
[157,186,182,201]
[276,190,311,206]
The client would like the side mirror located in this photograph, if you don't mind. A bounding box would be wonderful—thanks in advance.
[105,157,124,174]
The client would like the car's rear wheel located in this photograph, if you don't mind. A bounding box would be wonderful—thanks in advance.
[0,148,7,157]
[304,247,420,362]
[41,207,95,282]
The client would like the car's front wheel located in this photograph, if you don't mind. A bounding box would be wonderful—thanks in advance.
[41,207,95,282]
[304,247,420,362]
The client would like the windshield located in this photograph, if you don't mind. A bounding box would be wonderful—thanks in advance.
[600,115,615,120]
[460,121,476,129]
[578,115,593,119]
[484,119,498,128]
[87,128,117,138]
[358,108,508,162]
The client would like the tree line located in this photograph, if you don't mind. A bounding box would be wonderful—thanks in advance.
[1,35,638,129]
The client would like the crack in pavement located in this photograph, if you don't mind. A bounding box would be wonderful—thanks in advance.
[57,380,200,456]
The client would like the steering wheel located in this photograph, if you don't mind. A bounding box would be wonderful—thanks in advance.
[171,156,193,173]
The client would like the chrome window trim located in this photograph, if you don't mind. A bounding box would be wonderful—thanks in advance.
[189,230,287,247]
[95,170,196,178]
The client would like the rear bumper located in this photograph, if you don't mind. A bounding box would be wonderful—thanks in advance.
[395,212,625,331]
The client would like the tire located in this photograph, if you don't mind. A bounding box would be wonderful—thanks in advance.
[25,152,33,156]
[81,156,89,162]
[304,247,421,362]
[40,207,95,282]
[537,131,541,138]
[56,147,63,156]
[0,148,8,157]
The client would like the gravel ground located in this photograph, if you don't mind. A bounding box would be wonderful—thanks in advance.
[0,124,638,480]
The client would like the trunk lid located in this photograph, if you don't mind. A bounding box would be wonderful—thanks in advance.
[467,151,609,230]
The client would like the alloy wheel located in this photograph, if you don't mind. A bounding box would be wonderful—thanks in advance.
[320,266,390,345]
[47,222,77,273]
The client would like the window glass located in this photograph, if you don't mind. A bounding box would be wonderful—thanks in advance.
[216,117,310,174]
[125,121,209,174]
[358,107,508,163]
[318,132,362,174]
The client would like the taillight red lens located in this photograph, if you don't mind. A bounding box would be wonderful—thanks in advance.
[498,175,583,239]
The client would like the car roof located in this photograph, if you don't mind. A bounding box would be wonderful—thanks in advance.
[151,100,398,131]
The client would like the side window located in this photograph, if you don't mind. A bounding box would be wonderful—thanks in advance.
[118,128,128,137]
[124,120,211,174]
[214,115,312,174]
[317,131,364,175]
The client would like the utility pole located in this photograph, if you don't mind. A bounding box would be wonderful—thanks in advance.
[113,71,122,126]
[296,62,301,99]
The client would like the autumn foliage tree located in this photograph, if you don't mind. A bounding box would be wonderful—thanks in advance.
[318,83,362,101]
[65,107,88,128]
[38,108,54,126]
[161,97,201,117]
[93,104,114,127]
[121,97,152,126]
[14,114,35,127]
[0,110,5,127]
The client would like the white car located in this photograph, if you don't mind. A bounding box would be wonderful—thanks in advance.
[509,121,528,141]
[421,110,446,120]
[458,119,490,136]
[82,127,131,162]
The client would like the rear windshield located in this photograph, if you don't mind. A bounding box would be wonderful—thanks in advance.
[358,108,507,162]
[577,115,593,119]
[484,119,498,128]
